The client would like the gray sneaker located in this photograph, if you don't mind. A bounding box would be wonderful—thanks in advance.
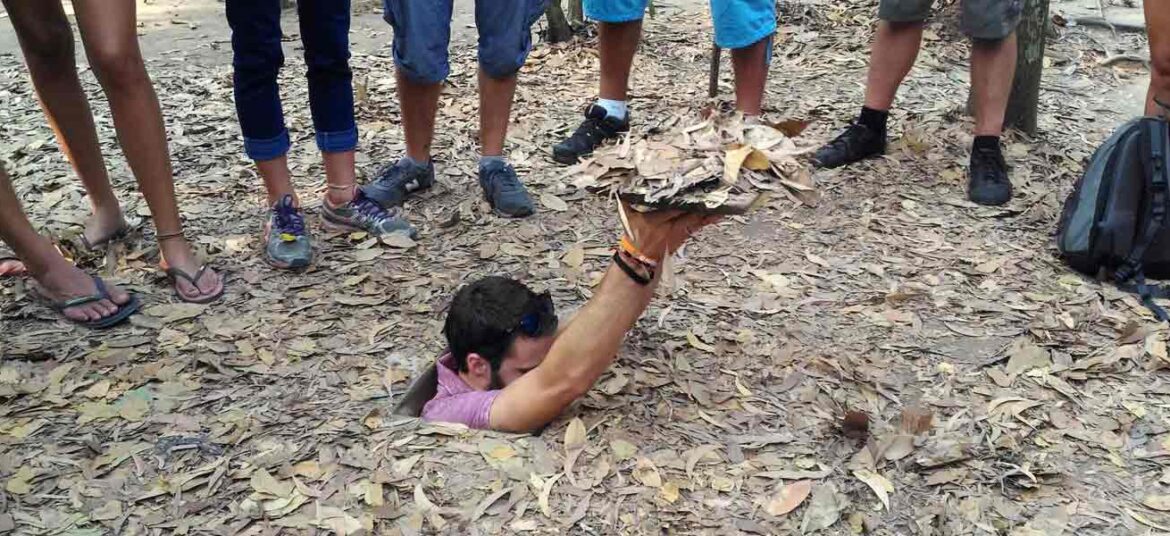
[264,194,312,269]
[321,189,418,238]
[479,160,534,218]
[362,158,435,208]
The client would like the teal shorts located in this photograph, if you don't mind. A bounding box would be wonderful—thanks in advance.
[878,0,1021,40]
[584,0,776,50]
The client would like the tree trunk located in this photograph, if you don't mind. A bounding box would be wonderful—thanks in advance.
[1004,0,1051,136]
[545,0,573,43]
[568,0,584,26]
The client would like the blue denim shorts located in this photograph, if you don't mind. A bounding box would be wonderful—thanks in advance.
[384,0,547,84]
[584,0,776,49]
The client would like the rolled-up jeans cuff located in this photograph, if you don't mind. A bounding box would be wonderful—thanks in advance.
[244,129,291,161]
[316,126,358,153]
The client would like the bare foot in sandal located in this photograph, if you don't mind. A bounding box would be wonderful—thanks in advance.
[36,263,133,323]
[158,232,223,303]
[81,209,129,250]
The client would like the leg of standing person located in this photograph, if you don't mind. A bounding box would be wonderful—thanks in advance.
[964,0,1019,206]
[813,0,930,169]
[473,0,549,218]
[362,0,451,210]
[710,0,777,118]
[297,0,416,238]
[551,0,645,165]
[1146,0,1170,117]
[226,0,313,269]
[2,0,126,249]
[69,0,223,301]
[0,164,136,325]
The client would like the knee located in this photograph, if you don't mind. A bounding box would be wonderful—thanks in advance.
[305,54,352,81]
[88,45,148,91]
[233,43,284,80]
[18,19,74,66]
[478,45,525,80]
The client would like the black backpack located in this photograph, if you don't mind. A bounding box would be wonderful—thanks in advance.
[1056,116,1170,320]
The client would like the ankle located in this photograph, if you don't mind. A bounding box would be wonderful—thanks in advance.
[325,186,356,207]
[479,155,507,168]
[859,106,889,132]
[973,135,1001,152]
[596,98,628,120]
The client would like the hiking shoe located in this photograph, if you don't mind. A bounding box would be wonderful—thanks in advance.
[968,145,1013,206]
[552,104,631,165]
[362,158,435,208]
[813,121,887,169]
[321,189,418,238]
[479,161,534,218]
[264,194,312,269]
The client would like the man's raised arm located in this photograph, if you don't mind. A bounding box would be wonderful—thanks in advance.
[488,207,719,432]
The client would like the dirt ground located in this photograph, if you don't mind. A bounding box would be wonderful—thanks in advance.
[1,0,1168,534]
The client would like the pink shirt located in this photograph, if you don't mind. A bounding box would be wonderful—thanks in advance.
[421,354,501,429]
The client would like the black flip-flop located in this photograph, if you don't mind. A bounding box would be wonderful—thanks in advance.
[42,275,140,329]
[164,265,224,304]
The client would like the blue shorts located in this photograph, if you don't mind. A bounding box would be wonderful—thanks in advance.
[584,0,776,49]
[384,0,548,84]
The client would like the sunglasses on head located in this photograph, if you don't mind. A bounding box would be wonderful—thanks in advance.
[511,291,556,338]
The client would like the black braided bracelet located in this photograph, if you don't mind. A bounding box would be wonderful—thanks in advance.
[613,252,653,285]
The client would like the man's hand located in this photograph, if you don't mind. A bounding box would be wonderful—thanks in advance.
[620,202,722,262]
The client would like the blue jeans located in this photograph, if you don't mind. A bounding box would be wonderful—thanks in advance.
[383,0,548,84]
[226,0,359,161]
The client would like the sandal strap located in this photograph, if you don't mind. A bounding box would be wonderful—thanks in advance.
[55,276,110,310]
[166,265,209,285]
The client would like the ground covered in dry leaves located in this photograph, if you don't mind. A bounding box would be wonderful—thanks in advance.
[2,0,1169,534]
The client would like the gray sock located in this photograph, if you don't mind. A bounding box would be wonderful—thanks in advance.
[479,155,507,168]
[400,155,428,168]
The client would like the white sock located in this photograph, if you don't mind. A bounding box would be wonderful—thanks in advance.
[596,98,628,120]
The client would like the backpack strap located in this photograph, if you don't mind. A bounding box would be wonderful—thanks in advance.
[1115,119,1170,320]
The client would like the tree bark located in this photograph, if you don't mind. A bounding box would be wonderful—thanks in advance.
[1005,0,1051,136]
[545,0,573,43]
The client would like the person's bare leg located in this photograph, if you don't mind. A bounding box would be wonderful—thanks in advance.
[479,70,517,156]
[71,0,220,297]
[731,37,769,116]
[1146,0,1170,117]
[398,71,442,162]
[0,166,130,322]
[598,20,643,101]
[256,156,298,207]
[3,0,125,245]
[323,151,358,205]
[970,33,1017,136]
[863,21,926,111]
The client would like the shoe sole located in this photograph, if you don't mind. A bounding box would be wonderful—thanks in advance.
[552,150,583,166]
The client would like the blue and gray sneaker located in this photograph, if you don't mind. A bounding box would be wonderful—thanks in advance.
[264,194,312,269]
[321,189,418,238]
[362,158,435,208]
[478,160,534,218]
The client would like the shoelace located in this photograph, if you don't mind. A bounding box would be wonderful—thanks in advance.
[972,147,1009,184]
[826,121,872,153]
[485,166,523,196]
[351,192,401,225]
[569,116,615,146]
[273,201,306,236]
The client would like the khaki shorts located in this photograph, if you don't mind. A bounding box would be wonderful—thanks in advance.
[878,0,1022,40]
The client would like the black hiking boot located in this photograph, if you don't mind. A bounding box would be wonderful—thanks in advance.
[813,121,887,169]
[552,105,630,165]
[968,144,1012,206]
